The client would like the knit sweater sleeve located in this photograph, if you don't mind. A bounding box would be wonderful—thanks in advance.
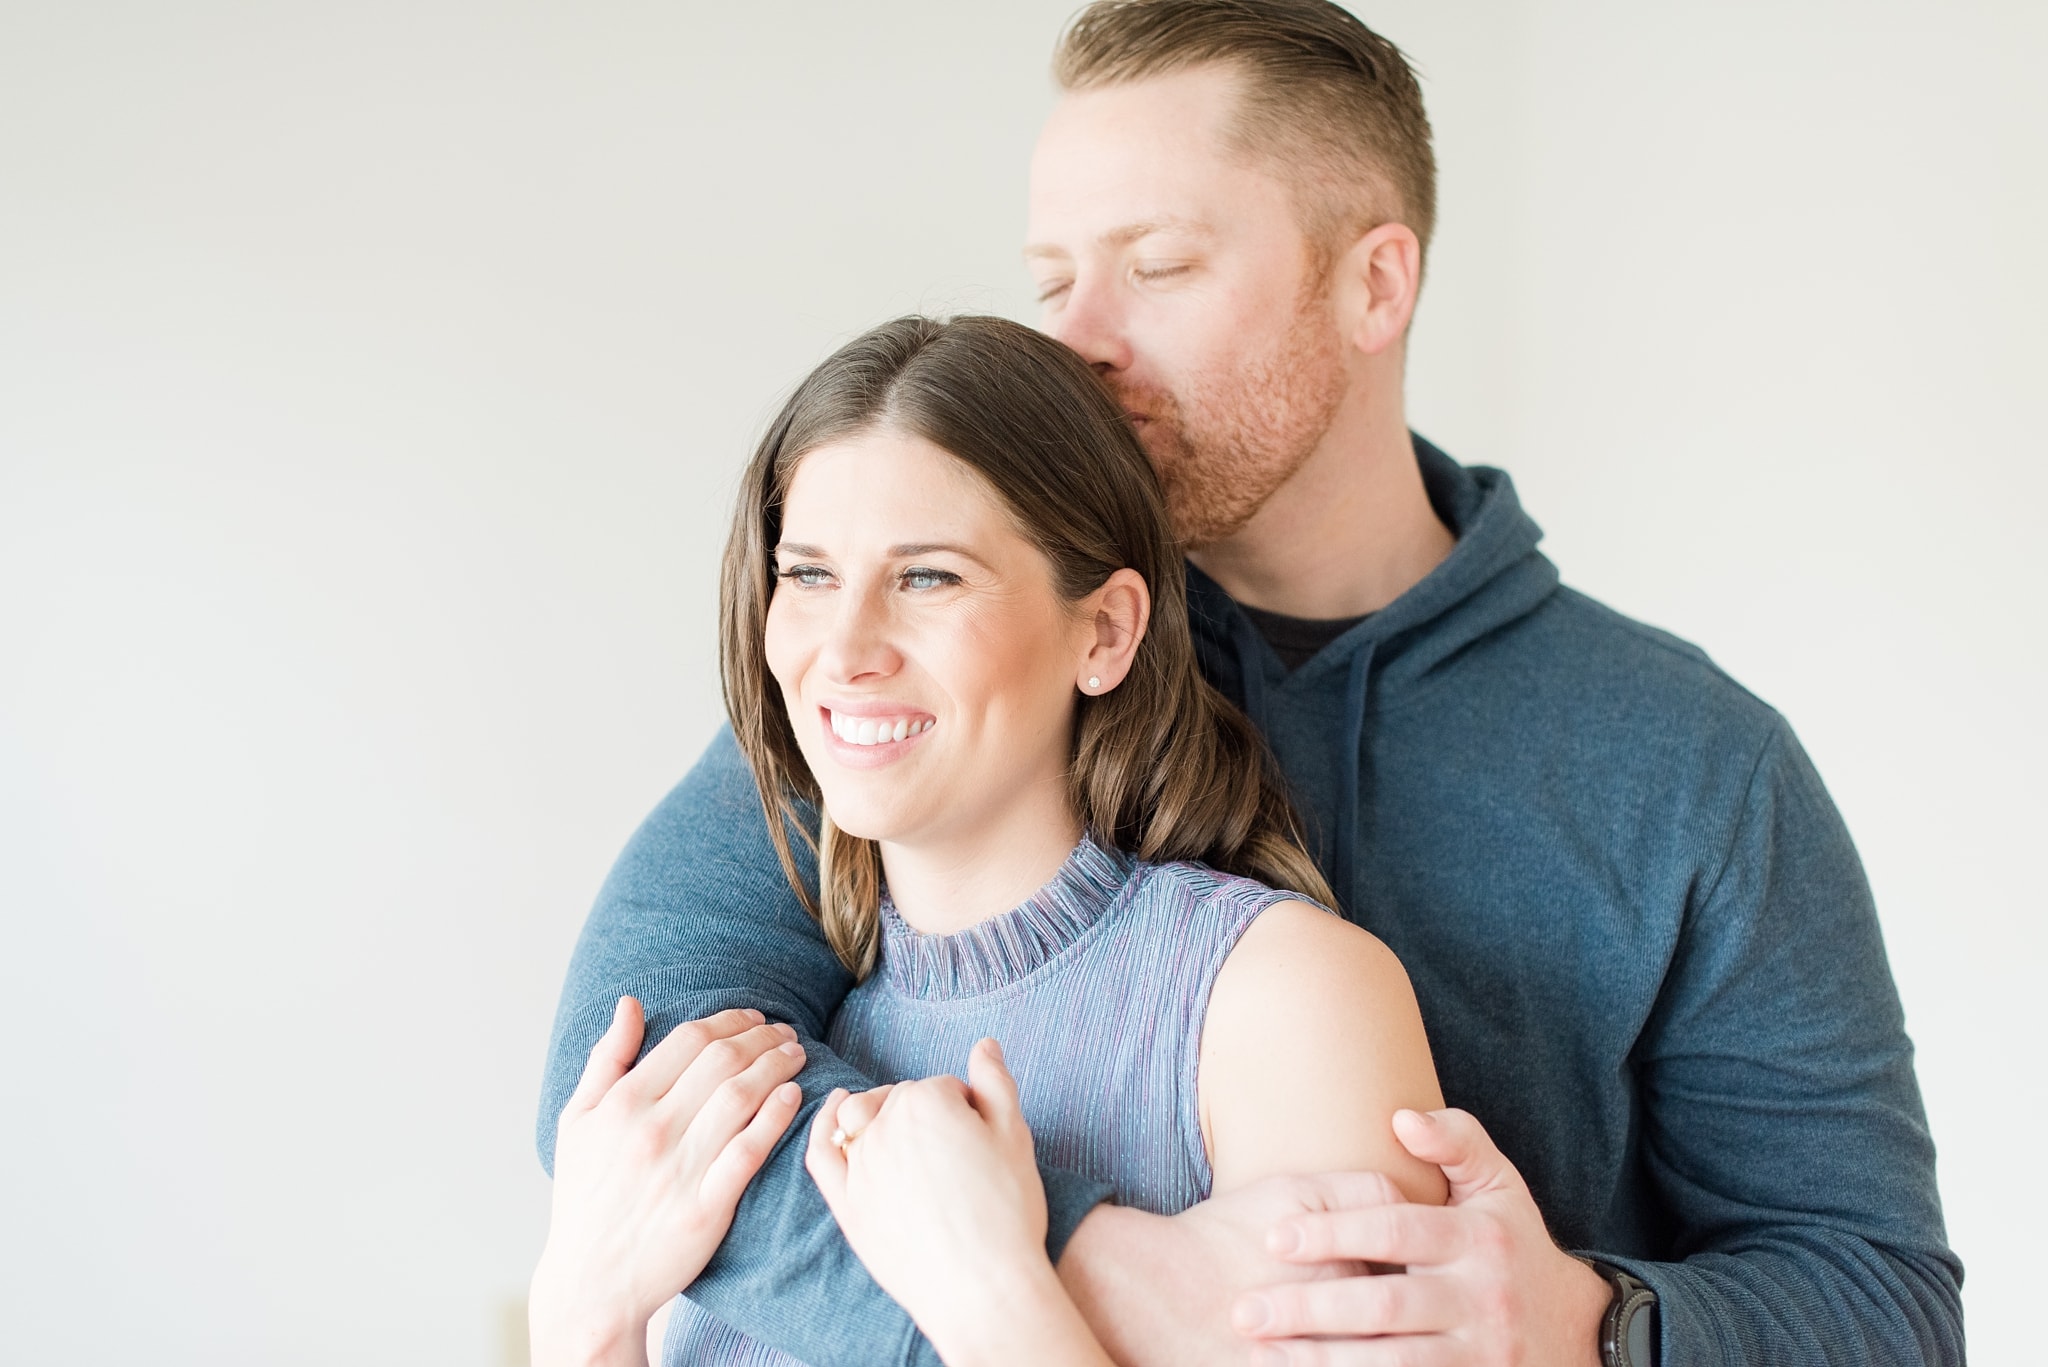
[1586,720,1963,1365]
[536,726,1115,1367]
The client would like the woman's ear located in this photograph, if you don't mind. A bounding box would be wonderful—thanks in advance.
[1078,568,1149,696]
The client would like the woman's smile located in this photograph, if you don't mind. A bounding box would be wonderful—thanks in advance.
[819,703,938,767]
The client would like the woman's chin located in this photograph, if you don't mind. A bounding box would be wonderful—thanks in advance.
[815,791,915,846]
[826,813,899,844]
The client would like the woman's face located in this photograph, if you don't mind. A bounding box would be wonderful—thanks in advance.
[764,427,1096,851]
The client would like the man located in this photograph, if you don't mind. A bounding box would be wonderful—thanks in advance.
[539,3,1962,1363]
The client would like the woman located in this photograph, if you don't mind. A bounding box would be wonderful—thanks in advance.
[530,316,1445,1366]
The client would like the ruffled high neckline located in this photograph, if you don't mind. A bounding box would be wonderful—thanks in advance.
[877,835,1136,999]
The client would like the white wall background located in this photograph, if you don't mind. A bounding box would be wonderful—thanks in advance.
[1,2,2039,1363]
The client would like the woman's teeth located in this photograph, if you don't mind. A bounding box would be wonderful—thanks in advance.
[828,711,935,746]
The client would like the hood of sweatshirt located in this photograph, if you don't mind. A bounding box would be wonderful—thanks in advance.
[1186,434,1560,907]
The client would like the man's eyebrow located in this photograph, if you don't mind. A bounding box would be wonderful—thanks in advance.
[1023,216,1215,260]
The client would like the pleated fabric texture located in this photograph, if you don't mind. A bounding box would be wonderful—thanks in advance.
[663,835,1307,1366]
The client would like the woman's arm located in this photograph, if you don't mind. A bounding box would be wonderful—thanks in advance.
[1199,901,1449,1204]
[806,1041,1115,1367]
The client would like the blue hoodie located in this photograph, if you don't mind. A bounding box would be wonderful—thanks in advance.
[540,439,1961,1366]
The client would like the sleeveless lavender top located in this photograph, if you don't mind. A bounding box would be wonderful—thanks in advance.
[663,836,1306,1366]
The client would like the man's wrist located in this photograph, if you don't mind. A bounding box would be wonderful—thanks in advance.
[1572,1254,1654,1360]
[1054,1203,1134,1321]
[1580,1259,1659,1367]
[1057,1203,1179,1366]
[1549,1253,1611,1367]
[1043,1171,1118,1265]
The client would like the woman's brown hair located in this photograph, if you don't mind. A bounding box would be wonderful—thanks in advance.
[720,315,1333,977]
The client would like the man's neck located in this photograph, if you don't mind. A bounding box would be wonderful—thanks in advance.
[1188,395,1453,621]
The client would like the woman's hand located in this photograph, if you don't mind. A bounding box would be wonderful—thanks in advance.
[805,1039,1113,1367]
[529,997,806,1367]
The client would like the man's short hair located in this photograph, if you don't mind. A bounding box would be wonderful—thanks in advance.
[1054,0,1437,266]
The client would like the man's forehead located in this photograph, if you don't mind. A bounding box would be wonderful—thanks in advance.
[1022,214,1217,261]
[1038,65,1243,148]
[1026,71,1292,254]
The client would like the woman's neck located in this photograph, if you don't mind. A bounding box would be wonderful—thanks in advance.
[878,783,1084,937]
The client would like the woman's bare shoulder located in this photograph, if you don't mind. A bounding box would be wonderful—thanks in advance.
[1224,898,1408,987]
[1200,899,1448,1203]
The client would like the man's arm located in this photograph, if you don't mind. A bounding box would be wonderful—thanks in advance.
[1598,719,1963,1364]
[1219,720,1964,1367]
[539,727,1114,1367]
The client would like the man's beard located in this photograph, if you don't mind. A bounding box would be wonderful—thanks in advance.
[1111,295,1348,549]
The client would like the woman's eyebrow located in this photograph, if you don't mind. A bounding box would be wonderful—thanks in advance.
[891,542,995,571]
[773,542,827,558]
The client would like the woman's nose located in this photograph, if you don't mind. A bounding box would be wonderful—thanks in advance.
[816,589,902,684]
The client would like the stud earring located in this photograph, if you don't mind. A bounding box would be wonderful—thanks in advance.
[1087,676,1101,691]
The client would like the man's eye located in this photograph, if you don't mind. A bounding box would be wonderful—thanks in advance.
[1133,263,1192,283]
[777,565,833,588]
[1035,280,1073,304]
[901,567,961,592]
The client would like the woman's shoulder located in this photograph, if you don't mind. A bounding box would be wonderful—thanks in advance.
[1128,860,1387,965]
[1198,897,1447,1202]
[1207,901,1419,1089]
[1128,856,1332,923]
[1220,897,1407,991]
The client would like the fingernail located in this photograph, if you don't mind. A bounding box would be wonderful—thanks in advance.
[744,1008,765,1022]
[777,1082,801,1101]
[1232,1296,1272,1333]
[779,1041,805,1057]
[1269,1223,1302,1257]
[776,1022,798,1039]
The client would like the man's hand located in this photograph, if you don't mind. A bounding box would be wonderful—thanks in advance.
[1234,1108,1610,1367]
[1056,1176,1372,1367]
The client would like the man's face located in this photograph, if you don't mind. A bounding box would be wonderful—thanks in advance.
[1027,66,1349,549]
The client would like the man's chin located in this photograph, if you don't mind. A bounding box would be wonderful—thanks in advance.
[1168,494,1267,552]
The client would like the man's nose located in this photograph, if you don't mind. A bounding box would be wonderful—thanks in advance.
[1045,273,1132,375]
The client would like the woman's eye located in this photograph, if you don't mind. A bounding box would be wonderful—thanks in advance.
[900,567,961,592]
[777,565,833,588]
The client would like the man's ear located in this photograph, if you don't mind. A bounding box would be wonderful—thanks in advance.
[1333,221,1423,358]
[1077,568,1150,695]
